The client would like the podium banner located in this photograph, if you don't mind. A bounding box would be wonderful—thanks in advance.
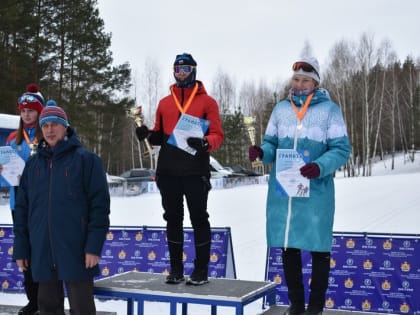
[0,225,235,293]
[266,232,420,314]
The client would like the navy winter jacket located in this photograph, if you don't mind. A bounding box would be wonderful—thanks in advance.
[13,127,110,282]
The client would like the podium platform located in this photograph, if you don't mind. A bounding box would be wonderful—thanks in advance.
[94,271,276,315]
[0,305,115,315]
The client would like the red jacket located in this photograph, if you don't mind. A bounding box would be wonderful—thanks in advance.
[149,81,224,176]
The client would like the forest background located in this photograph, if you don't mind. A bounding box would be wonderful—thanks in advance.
[1,0,419,177]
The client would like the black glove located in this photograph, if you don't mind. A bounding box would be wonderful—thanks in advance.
[300,163,320,179]
[187,137,209,153]
[135,125,149,141]
[248,145,263,161]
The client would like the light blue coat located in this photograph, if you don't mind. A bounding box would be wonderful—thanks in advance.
[260,89,351,252]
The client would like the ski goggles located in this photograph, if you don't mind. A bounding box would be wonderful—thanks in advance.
[292,62,319,78]
[174,65,195,74]
[18,95,38,105]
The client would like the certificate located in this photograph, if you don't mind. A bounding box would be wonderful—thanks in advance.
[167,114,210,155]
[275,149,310,197]
[0,146,25,187]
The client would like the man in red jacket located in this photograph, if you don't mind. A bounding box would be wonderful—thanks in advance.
[136,53,224,285]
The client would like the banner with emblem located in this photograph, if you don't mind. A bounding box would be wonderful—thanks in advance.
[265,232,420,314]
[0,225,235,293]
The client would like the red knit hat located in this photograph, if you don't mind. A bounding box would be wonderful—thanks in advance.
[17,83,45,114]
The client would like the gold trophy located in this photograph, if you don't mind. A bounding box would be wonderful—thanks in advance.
[244,116,263,169]
[127,105,153,158]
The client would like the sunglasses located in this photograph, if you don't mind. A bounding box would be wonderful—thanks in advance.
[18,95,37,104]
[174,65,195,74]
[292,62,319,78]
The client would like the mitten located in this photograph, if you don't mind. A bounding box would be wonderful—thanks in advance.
[300,163,320,179]
[248,145,263,161]
[187,137,209,153]
[135,125,149,141]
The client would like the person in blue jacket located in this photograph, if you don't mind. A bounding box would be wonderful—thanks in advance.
[13,105,110,315]
[249,57,351,315]
[5,83,45,315]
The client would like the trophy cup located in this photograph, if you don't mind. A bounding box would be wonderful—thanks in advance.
[127,105,153,158]
[243,116,263,169]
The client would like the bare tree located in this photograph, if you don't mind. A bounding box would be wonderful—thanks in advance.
[300,39,314,58]
[140,57,163,125]
[356,32,377,176]
[324,39,357,176]
[211,69,236,114]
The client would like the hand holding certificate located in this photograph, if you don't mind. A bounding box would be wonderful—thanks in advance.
[167,114,210,155]
[0,146,25,187]
[275,149,311,197]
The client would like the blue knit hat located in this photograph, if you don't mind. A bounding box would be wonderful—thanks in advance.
[39,105,69,128]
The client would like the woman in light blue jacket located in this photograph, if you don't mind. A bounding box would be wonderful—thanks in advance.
[249,57,351,315]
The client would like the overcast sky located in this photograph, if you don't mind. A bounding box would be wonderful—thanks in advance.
[97,0,420,92]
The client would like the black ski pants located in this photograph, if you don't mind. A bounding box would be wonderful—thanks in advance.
[157,175,212,266]
[282,248,330,311]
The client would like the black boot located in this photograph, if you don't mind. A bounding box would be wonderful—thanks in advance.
[306,252,330,314]
[19,266,39,314]
[166,241,185,284]
[187,241,210,285]
[282,248,305,315]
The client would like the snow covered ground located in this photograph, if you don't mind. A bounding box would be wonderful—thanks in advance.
[0,153,419,314]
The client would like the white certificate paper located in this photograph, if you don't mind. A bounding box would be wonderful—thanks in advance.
[167,114,210,155]
[275,149,310,197]
[0,146,25,187]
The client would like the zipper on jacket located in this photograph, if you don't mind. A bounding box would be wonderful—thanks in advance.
[48,158,58,272]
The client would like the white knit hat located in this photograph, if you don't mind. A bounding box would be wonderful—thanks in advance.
[292,57,321,83]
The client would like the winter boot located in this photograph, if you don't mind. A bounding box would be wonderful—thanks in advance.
[19,267,39,314]
[166,241,185,284]
[18,304,39,315]
[306,252,330,314]
[186,241,210,285]
[282,248,305,315]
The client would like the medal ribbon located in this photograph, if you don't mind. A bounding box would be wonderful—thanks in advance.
[289,92,314,122]
[170,83,199,114]
[23,129,38,146]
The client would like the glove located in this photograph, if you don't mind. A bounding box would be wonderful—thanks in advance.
[300,163,320,179]
[187,137,209,153]
[248,145,263,161]
[135,125,149,141]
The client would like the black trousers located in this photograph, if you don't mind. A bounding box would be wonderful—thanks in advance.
[282,248,330,311]
[157,175,211,268]
[37,278,96,315]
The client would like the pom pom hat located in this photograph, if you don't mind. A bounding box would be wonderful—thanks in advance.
[17,83,45,114]
[39,105,69,128]
[292,57,321,84]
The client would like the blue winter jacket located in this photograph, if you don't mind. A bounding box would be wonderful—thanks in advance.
[261,89,351,252]
[13,127,110,282]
